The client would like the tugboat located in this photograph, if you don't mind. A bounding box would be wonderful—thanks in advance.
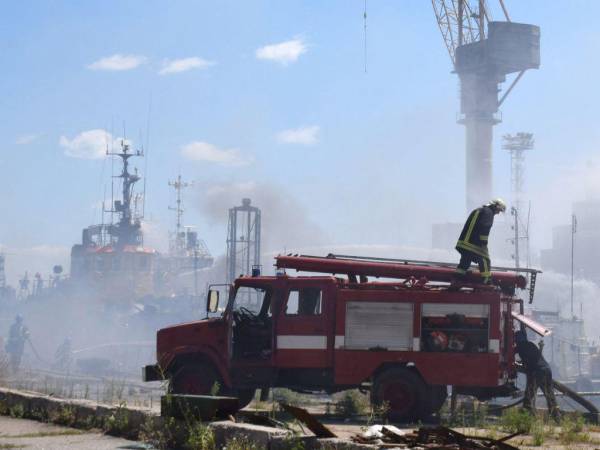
[69,142,214,307]
[70,141,157,304]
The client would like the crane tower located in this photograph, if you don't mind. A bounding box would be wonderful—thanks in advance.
[432,1,540,210]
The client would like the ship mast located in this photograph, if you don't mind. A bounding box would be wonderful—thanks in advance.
[168,174,192,254]
[106,141,144,248]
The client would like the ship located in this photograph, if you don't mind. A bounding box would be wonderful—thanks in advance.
[68,141,213,305]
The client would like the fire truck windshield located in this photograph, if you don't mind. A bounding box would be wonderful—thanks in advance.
[232,286,270,316]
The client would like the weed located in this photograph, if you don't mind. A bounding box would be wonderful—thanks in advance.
[209,381,221,396]
[334,390,369,416]
[103,401,130,435]
[140,416,179,450]
[281,435,305,450]
[558,413,590,444]
[225,434,264,450]
[9,404,24,419]
[530,419,547,446]
[186,422,216,450]
[51,404,76,426]
[367,400,390,426]
[82,415,98,430]
[272,389,306,407]
[29,406,49,423]
[499,407,534,433]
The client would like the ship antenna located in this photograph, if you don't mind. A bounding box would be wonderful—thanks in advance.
[110,118,115,228]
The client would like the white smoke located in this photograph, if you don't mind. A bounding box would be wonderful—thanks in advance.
[533,270,600,342]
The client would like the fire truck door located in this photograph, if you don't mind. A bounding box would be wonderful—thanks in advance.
[275,281,332,368]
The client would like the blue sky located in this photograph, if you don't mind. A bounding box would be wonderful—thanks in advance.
[1,1,600,282]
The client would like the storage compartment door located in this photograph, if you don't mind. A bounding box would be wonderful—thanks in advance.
[345,301,413,351]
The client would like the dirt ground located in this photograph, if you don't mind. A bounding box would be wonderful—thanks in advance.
[0,415,147,450]
[3,368,600,449]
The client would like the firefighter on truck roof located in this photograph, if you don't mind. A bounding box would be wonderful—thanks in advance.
[454,198,506,284]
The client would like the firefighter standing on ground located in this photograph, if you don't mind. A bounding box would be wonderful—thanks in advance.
[455,198,506,284]
[5,314,29,372]
[515,330,560,420]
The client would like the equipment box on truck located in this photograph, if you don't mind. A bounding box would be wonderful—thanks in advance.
[143,254,543,421]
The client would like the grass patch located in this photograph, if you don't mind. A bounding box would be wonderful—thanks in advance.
[186,422,215,450]
[558,413,590,445]
[333,390,370,416]
[499,408,535,433]
[272,389,312,407]
[529,419,549,447]
[8,405,24,419]
[0,444,27,449]
[225,435,263,450]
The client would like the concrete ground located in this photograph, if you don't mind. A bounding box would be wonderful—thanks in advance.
[0,416,151,450]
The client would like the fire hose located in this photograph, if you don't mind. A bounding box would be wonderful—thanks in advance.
[26,336,51,365]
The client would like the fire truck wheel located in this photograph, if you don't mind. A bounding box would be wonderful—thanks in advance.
[372,367,427,422]
[427,385,448,415]
[170,363,220,395]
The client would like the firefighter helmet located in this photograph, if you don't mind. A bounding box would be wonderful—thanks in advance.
[488,198,507,213]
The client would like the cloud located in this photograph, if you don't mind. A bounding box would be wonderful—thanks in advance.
[255,38,307,65]
[59,129,123,159]
[15,134,38,145]
[181,141,252,166]
[87,54,147,71]
[277,125,319,145]
[159,57,215,75]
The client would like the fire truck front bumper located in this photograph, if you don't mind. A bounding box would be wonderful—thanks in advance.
[142,364,164,382]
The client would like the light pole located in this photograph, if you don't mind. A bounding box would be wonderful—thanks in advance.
[571,214,577,318]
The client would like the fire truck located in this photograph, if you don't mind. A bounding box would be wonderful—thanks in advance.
[143,254,543,421]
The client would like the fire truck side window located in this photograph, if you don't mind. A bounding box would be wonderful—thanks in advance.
[232,286,272,360]
[421,303,489,353]
[285,288,322,315]
[233,286,270,316]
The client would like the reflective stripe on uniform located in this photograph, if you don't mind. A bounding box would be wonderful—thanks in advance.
[481,258,491,278]
[456,240,489,258]
[464,210,480,243]
[480,235,488,241]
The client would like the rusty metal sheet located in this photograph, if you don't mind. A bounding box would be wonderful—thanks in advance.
[279,403,336,438]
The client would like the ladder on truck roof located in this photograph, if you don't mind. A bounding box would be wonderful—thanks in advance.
[275,253,541,303]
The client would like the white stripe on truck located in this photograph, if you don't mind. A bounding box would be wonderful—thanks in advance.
[277,335,327,350]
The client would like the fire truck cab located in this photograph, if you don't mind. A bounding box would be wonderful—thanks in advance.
[143,254,540,422]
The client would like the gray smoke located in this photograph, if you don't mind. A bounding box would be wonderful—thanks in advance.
[194,181,328,253]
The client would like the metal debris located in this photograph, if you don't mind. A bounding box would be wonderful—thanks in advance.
[279,403,337,438]
[352,426,521,449]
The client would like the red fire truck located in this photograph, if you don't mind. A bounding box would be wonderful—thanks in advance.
[143,254,543,421]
